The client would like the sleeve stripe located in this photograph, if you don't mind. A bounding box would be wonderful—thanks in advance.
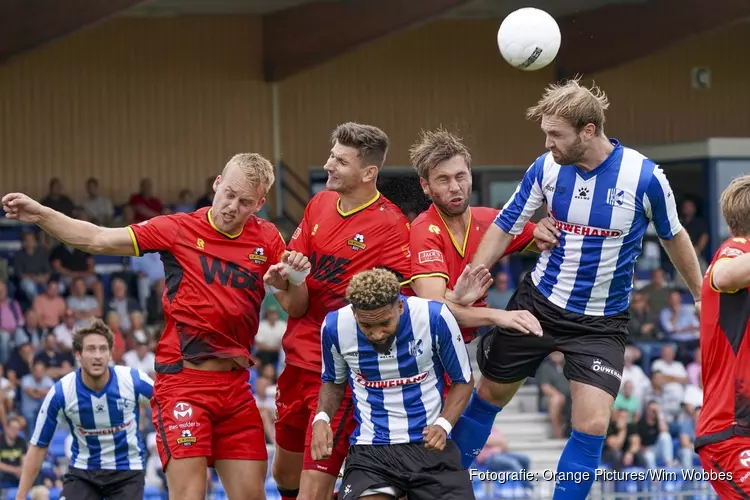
[409,272,449,282]
[126,226,141,257]
[709,257,740,294]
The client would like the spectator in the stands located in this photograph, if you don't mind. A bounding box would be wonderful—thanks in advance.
[614,381,640,422]
[0,364,15,413]
[640,268,672,316]
[39,178,75,217]
[128,178,163,222]
[195,176,215,209]
[146,279,165,326]
[32,280,66,330]
[66,276,101,327]
[174,188,196,213]
[679,198,709,264]
[80,177,114,226]
[254,306,286,369]
[650,345,688,422]
[626,400,675,469]
[687,347,701,387]
[620,348,651,405]
[13,231,51,302]
[627,291,661,341]
[0,416,26,489]
[660,290,699,342]
[52,309,76,351]
[0,281,24,364]
[104,311,126,362]
[129,252,165,309]
[20,360,54,435]
[6,343,35,384]
[603,409,645,470]
[678,381,703,469]
[485,271,515,310]
[474,427,532,482]
[50,210,104,305]
[536,351,570,439]
[34,332,74,380]
[123,337,155,376]
[103,279,141,334]
[113,204,136,227]
[14,309,44,349]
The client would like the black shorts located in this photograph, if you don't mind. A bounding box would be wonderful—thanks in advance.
[62,467,145,500]
[340,441,473,500]
[477,274,629,398]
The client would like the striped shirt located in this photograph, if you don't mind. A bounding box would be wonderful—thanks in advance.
[31,366,153,470]
[496,140,682,316]
[321,296,472,446]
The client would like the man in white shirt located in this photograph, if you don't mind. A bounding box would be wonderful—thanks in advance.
[122,339,155,377]
[620,348,651,404]
[651,345,688,421]
[254,306,286,368]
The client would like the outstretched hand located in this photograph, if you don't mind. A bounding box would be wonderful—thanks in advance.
[450,265,493,306]
[2,193,45,224]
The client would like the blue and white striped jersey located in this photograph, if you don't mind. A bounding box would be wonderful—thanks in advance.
[31,365,154,471]
[321,296,472,446]
[497,140,682,316]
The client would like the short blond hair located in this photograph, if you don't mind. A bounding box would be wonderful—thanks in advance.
[526,79,609,134]
[409,128,472,181]
[346,268,400,311]
[720,174,750,237]
[223,153,275,193]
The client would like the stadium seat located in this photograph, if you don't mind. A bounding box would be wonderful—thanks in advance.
[3,489,17,500]
[48,487,61,500]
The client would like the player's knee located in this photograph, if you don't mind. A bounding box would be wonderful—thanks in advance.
[298,470,338,500]
[571,410,609,436]
[476,377,522,407]
[272,454,302,488]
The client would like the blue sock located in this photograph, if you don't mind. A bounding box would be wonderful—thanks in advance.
[451,390,502,469]
[552,430,605,500]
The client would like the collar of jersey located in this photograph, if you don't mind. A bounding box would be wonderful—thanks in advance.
[573,139,622,181]
[76,366,114,398]
[207,208,243,239]
[434,205,472,258]
[336,191,381,218]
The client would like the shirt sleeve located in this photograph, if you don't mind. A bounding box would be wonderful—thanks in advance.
[132,368,154,403]
[432,303,472,384]
[504,220,537,255]
[288,203,313,255]
[709,238,750,293]
[410,221,448,282]
[30,382,65,447]
[644,165,682,240]
[320,315,347,384]
[495,157,546,235]
[379,218,412,284]
[127,214,181,256]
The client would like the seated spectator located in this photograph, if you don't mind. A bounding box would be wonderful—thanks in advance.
[485,271,515,310]
[52,309,77,352]
[640,268,672,314]
[614,381,640,422]
[0,280,24,364]
[32,280,66,330]
[104,311,127,361]
[686,347,701,387]
[627,291,661,341]
[195,176,215,209]
[80,177,114,226]
[536,351,570,439]
[678,400,702,469]
[49,215,103,305]
[129,252,165,309]
[475,427,532,480]
[620,349,651,404]
[651,345,688,421]
[13,231,51,302]
[146,279,165,326]
[129,311,147,347]
[254,306,286,369]
[66,277,101,327]
[660,290,699,343]
[128,178,163,222]
[603,409,644,470]
[626,400,675,469]
[14,309,45,349]
[40,178,75,217]
[6,343,36,385]
[123,338,155,376]
[144,432,166,491]
[20,360,54,435]
[112,204,136,227]
[34,332,75,381]
[29,485,50,500]
[0,416,26,489]
[103,279,141,334]
[0,364,16,413]
[174,188,196,213]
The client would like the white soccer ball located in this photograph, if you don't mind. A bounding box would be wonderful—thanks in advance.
[497,7,561,71]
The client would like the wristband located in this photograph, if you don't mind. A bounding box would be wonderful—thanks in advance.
[313,412,331,425]
[284,263,310,286]
[434,417,453,435]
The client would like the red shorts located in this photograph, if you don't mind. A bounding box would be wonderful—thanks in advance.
[274,364,356,476]
[698,436,750,498]
[151,367,267,470]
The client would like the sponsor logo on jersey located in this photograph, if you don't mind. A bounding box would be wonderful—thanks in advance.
[418,249,444,264]
[353,371,428,388]
[719,246,745,258]
[347,233,366,251]
[77,421,132,436]
[555,220,622,238]
[249,247,268,264]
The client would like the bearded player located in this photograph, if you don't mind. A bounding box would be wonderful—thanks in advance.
[695,174,750,498]
[272,123,412,500]
[3,153,310,500]
[407,129,550,468]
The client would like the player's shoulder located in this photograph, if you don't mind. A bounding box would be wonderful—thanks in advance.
[410,205,442,234]
[404,295,447,317]
[323,305,355,331]
[372,194,410,224]
[307,190,337,212]
[245,215,284,241]
[714,236,750,261]
[471,206,499,224]
[113,364,139,380]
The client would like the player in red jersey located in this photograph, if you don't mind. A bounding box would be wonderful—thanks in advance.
[695,175,750,498]
[272,123,411,500]
[3,153,310,500]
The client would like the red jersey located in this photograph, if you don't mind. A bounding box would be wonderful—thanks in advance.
[695,236,750,449]
[409,204,536,341]
[285,191,411,372]
[128,193,164,223]
[127,207,285,373]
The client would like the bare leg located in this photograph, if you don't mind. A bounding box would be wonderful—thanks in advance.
[215,459,268,500]
[165,457,208,500]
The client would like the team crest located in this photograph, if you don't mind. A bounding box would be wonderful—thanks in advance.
[347,233,366,251]
[249,247,268,264]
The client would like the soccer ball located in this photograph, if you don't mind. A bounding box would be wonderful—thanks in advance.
[497,7,561,71]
